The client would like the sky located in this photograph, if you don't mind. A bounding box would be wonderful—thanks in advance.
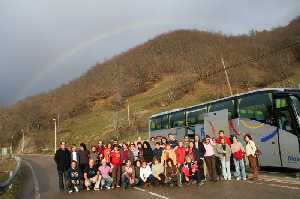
[0,0,299,106]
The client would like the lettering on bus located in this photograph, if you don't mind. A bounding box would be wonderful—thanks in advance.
[287,155,300,163]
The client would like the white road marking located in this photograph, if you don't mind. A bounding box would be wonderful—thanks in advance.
[247,180,300,191]
[23,159,41,199]
[134,187,171,199]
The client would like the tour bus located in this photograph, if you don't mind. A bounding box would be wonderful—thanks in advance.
[149,88,300,169]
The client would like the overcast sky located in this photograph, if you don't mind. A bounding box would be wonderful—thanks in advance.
[0,0,299,106]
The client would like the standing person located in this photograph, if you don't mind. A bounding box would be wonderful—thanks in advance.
[153,142,163,160]
[168,134,178,149]
[203,136,217,182]
[121,160,136,189]
[71,145,80,166]
[121,144,129,165]
[137,142,144,161]
[150,137,156,149]
[165,159,180,187]
[187,142,196,161]
[67,160,83,193]
[140,161,155,186]
[135,137,143,146]
[151,158,165,186]
[142,141,153,163]
[175,141,186,186]
[84,159,101,191]
[130,143,139,161]
[215,138,232,181]
[194,135,206,185]
[111,145,121,188]
[183,136,190,148]
[90,145,99,166]
[231,136,246,180]
[98,159,113,190]
[97,140,104,161]
[161,144,177,166]
[54,141,71,192]
[215,130,231,145]
[161,137,168,149]
[78,143,89,173]
[103,143,112,163]
[244,134,258,180]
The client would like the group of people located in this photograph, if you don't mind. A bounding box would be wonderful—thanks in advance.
[54,131,259,193]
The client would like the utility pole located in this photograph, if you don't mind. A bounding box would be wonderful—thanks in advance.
[21,129,24,153]
[221,57,233,96]
[53,118,57,154]
[127,100,130,127]
[57,113,60,130]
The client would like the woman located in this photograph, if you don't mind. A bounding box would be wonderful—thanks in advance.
[215,138,231,181]
[187,141,196,161]
[78,143,89,173]
[121,160,136,189]
[134,160,142,186]
[203,136,217,181]
[244,134,258,180]
[137,142,144,161]
[151,157,165,186]
[165,158,180,187]
[140,161,155,186]
[90,145,99,167]
[161,137,168,149]
[142,141,154,163]
[111,145,121,188]
[231,136,246,180]
[103,143,112,163]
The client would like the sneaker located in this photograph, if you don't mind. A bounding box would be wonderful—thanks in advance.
[236,177,241,181]
[243,178,247,181]
[86,187,90,191]
[94,188,100,191]
[106,186,111,190]
[116,185,121,188]
[68,190,73,193]
[198,182,204,187]
[178,184,183,188]
[74,187,79,192]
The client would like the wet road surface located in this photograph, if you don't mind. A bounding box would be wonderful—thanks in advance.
[20,155,300,199]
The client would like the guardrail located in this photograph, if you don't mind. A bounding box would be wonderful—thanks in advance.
[0,156,22,193]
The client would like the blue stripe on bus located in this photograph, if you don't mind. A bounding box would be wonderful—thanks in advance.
[260,128,279,143]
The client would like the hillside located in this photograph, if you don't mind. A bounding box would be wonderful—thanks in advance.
[0,16,300,152]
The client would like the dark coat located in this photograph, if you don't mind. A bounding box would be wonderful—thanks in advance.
[54,148,71,171]
[194,141,206,160]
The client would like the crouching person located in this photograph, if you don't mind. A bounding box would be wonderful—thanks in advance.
[140,161,155,187]
[165,159,180,187]
[151,158,165,186]
[84,159,101,191]
[67,160,83,193]
[122,160,136,189]
[98,159,113,190]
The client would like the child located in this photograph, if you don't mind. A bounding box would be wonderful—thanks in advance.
[161,144,177,166]
[165,158,179,187]
[121,160,136,189]
[84,159,101,191]
[103,144,112,163]
[140,161,155,186]
[111,145,121,188]
[67,160,83,193]
[98,159,113,190]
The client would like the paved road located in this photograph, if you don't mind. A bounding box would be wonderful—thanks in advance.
[20,155,300,199]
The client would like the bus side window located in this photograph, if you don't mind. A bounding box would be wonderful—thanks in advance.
[209,100,236,119]
[171,111,185,128]
[238,93,273,124]
[275,98,296,135]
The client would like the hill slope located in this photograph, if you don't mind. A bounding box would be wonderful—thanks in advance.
[1,17,300,151]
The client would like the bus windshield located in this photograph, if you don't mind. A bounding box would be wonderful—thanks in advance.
[290,95,300,117]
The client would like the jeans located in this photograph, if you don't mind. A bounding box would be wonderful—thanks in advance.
[233,159,246,179]
[204,156,217,181]
[220,157,231,180]
[57,170,68,191]
[100,176,113,188]
[112,166,121,187]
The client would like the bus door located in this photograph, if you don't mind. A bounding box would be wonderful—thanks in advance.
[274,95,300,169]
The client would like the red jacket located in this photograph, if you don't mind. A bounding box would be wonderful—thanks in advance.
[215,135,231,145]
[103,148,111,163]
[111,150,121,166]
[176,146,186,165]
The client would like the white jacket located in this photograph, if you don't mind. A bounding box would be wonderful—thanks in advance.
[245,140,257,156]
[140,165,152,181]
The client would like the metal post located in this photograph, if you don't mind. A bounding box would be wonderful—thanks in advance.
[221,57,233,96]
[53,118,57,153]
[21,129,24,153]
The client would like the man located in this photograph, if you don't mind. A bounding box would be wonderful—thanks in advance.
[194,135,206,186]
[153,142,163,159]
[54,141,71,192]
[84,159,101,191]
[215,130,231,145]
[167,134,178,149]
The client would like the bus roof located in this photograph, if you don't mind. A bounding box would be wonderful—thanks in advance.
[150,88,300,118]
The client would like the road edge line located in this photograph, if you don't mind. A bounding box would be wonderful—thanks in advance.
[23,159,41,199]
[133,187,170,199]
